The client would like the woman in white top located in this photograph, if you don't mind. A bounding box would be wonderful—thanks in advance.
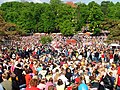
[56,79,65,90]
[37,79,46,90]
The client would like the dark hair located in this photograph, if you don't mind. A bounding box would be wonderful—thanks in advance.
[40,79,46,84]
[55,69,59,72]
[86,68,89,71]
[17,63,21,67]
[24,65,28,68]
[49,77,53,83]
[57,79,63,86]
[25,69,30,74]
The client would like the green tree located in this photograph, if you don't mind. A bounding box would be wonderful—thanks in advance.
[50,0,62,5]
[76,3,89,31]
[0,0,120,37]
[101,1,114,17]
[40,35,52,44]
[107,2,120,20]
[93,28,101,35]
[87,1,104,33]
[0,9,23,43]
[108,20,120,41]
[60,20,75,36]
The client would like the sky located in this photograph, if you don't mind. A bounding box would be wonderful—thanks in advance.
[0,0,120,5]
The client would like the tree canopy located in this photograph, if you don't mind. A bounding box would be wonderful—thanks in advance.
[0,0,120,41]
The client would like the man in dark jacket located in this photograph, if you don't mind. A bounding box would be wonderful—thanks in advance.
[14,63,25,86]
[98,73,113,90]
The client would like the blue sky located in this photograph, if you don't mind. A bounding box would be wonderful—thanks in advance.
[0,0,120,5]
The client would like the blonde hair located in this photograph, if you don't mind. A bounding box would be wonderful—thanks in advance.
[48,85,55,90]
[29,79,38,87]
[54,73,59,82]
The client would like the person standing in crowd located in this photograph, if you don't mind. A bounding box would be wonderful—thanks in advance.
[116,74,120,90]
[58,71,69,87]
[48,85,55,90]
[0,65,3,83]
[45,78,54,90]
[98,70,113,90]
[53,72,60,85]
[65,68,72,83]
[25,69,32,87]
[1,72,12,90]
[56,79,65,90]
[109,50,114,64]
[114,50,119,64]
[14,63,23,83]
[14,63,26,89]
[94,50,99,62]
[115,63,120,90]
[37,79,46,90]
[26,78,40,90]
[10,72,20,90]
[71,69,79,83]
[78,77,88,90]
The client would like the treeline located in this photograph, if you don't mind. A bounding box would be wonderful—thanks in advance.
[0,0,120,37]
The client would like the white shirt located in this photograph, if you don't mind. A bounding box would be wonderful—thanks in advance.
[58,74,69,85]
[85,75,90,84]
[37,83,46,90]
[56,84,65,90]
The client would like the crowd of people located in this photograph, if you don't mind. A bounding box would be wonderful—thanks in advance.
[0,33,120,90]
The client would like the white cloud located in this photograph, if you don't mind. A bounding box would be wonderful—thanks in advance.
[3,0,19,3]
[0,0,43,4]
[28,0,43,3]
[0,0,19,4]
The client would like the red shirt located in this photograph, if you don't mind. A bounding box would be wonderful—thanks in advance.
[109,54,113,59]
[117,75,120,86]
[67,86,72,90]
[29,64,33,69]
[101,54,104,58]
[25,74,32,86]
[26,86,40,90]
[117,66,120,75]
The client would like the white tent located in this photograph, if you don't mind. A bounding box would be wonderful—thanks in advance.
[109,43,120,49]
[109,43,120,47]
